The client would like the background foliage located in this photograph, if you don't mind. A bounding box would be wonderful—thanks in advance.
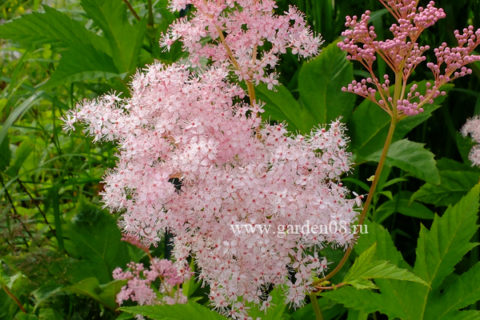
[0,0,479,319]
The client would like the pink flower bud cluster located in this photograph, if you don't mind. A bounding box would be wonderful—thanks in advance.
[338,0,480,117]
[66,62,359,317]
[161,0,321,88]
[461,116,480,167]
[113,258,187,305]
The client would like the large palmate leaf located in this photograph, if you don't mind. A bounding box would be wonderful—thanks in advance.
[0,6,109,53]
[365,139,440,184]
[81,0,147,73]
[64,199,138,283]
[298,40,355,124]
[47,43,120,86]
[258,41,354,134]
[256,83,316,133]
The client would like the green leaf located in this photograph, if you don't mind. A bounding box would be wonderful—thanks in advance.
[0,6,108,53]
[6,138,34,176]
[426,263,480,319]
[256,83,316,133]
[374,191,435,223]
[32,285,63,311]
[346,310,369,320]
[414,184,479,288]
[412,159,480,206]
[322,286,406,319]
[0,91,43,148]
[120,302,228,320]
[38,308,63,320]
[354,222,406,267]
[81,0,147,72]
[0,135,11,172]
[436,311,480,320]
[349,82,452,160]
[344,243,428,289]
[365,139,440,184]
[298,40,355,123]
[257,41,355,134]
[68,277,125,310]
[64,199,137,283]
[412,184,480,316]
[291,297,345,320]
[47,185,64,252]
[329,186,480,320]
[47,43,120,86]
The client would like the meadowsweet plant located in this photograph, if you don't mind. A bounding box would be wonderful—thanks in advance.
[65,1,361,317]
[312,0,480,291]
[462,116,480,167]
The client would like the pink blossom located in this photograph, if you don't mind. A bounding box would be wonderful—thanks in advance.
[113,259,186,306]
[162,0,322,87]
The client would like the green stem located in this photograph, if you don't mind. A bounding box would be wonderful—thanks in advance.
[310,294,324,320]
[314,116,398,283]
[358,117,397,226]
[147,0,154,27]
[246,81,256,106]
[122,0,140,21]
[2,285,26,313]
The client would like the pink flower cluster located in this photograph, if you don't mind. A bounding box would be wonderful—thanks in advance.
[162,0,321,88]
[113,258,187,305]
[66,62,358,316]
[338,0,480,117]
[461,116,480,167]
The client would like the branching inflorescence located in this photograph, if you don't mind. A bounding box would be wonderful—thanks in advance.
[338,0,480,117]
[65,0,360,318]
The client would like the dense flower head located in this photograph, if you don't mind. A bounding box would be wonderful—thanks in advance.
[338,0,480,117]
[66,62,359,317]
[461,116,480,167]
[161,0,322,88]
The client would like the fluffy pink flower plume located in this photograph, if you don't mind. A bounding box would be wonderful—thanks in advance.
[461,116,480,167]
[66,62,358,317]
[162,0,322,89]
[64,1,357,317]
[338,0,480,117]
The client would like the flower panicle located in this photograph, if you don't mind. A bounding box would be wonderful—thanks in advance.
[338,0,480,117]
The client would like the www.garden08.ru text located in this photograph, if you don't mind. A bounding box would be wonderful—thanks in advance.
[230,220,368,238]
